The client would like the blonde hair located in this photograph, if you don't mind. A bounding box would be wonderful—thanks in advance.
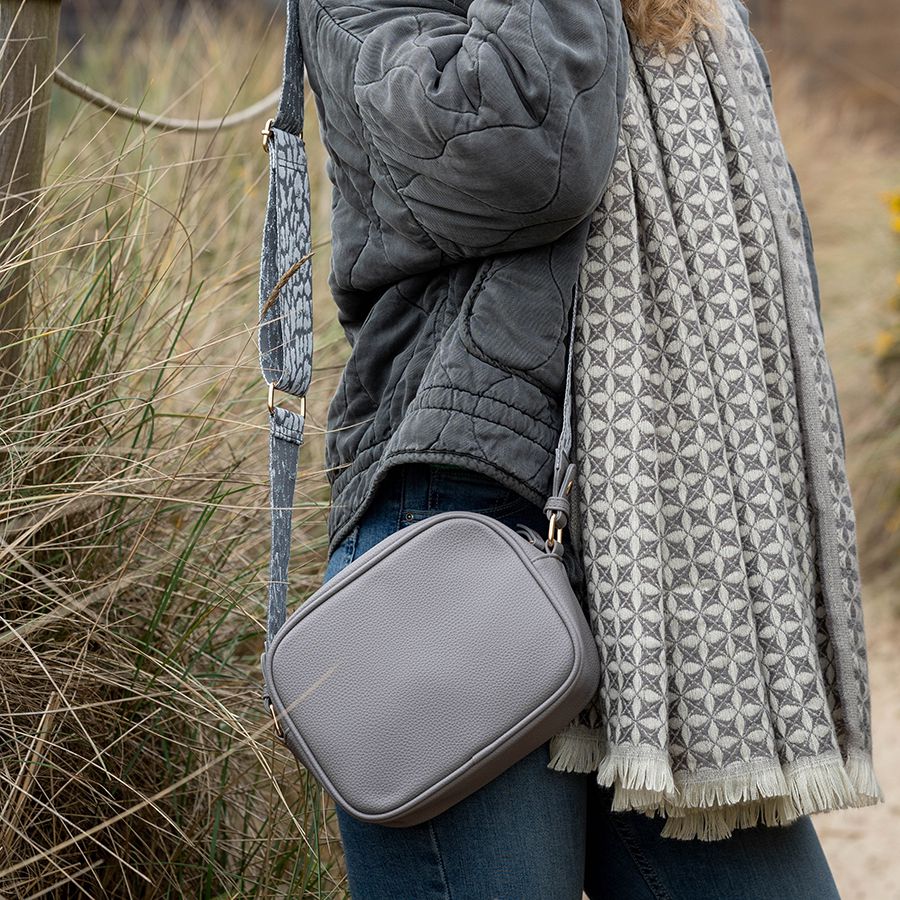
[622,0,723,52]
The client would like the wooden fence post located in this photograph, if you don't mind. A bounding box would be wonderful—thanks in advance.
[0,0,61,388]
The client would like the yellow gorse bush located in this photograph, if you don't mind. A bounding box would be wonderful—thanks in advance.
[874,192,900,370]
[885,189,900,233]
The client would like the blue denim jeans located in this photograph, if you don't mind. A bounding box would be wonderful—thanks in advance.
[322,463,841,900]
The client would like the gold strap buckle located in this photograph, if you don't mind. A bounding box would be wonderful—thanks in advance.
[267,382,307,417]
[261,117,276,153]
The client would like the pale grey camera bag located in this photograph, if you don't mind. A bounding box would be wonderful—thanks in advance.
[257,0,601,828]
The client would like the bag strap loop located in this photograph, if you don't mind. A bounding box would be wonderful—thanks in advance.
[268,0,304,140]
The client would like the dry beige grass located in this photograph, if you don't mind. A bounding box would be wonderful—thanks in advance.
[1,2,348,895]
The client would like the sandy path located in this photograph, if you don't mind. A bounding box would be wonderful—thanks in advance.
[814,592,899,899]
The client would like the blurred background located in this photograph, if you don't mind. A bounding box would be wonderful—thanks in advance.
[0,0,897,896]
[748,2,900,894]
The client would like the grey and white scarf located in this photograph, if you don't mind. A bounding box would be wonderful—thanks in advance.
[546,2,884,840]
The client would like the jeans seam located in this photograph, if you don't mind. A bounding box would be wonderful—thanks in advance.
[426,469,538,519]
[397,467,409,532]
[398,501,534,532]
[428,466,440,510]
[344,525,359,563]
[427,821,453,900]
[608,816,673,900]
[486,495,538,518]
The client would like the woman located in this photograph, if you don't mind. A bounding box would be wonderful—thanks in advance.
[297,0,879,895]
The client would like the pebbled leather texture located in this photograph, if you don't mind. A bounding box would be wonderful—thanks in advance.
[262,511,600,826]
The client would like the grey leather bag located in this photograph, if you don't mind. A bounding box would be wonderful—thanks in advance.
[257,0,600,828]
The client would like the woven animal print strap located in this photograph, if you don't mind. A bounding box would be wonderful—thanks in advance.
[259,0,311,671]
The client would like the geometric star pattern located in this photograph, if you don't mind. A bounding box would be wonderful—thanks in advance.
[563,4,874,794]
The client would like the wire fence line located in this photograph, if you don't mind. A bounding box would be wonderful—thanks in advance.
[49,11,900,137]
[52,68,281,132]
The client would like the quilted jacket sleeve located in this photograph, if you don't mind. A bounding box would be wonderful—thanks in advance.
[349,0,628,260]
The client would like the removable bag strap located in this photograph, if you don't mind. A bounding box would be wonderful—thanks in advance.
[260,0,312,660]
[259,0,579,660]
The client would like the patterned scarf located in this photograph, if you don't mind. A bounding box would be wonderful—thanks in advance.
[546,1,883,840]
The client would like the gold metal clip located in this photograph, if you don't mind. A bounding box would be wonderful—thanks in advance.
[267,382,307,418]
[546,512,564,549]
[261,117,276,153]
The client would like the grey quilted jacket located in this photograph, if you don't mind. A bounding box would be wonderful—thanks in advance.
[298,0,824,553]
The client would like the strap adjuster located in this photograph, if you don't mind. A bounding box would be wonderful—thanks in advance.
[261,117,276,153]
[262,118,304,154]
[267,382,306,417]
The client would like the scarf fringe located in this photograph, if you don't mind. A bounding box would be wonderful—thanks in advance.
[547,726,884,840]
[845,748,886,802]
[547,724,605,773]
[658,797,800,840]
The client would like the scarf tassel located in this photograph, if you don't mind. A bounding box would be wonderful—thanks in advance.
[548,727,883,840]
